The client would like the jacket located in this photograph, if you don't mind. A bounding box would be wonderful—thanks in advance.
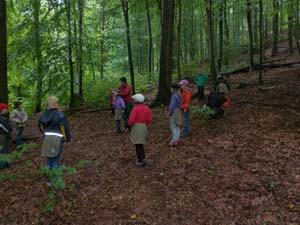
[195,74,208,86]
[181,88,192,110]
[169,92,181,116]
[0,115,12,135]
[118,83,133,103]
[10,109,28,125]
[128,104,152,126]
[38,109,71,142]
[113,96,126,110]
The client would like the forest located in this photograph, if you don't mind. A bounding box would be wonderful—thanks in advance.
[1,0,300,224]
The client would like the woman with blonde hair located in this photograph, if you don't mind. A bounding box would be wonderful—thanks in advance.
[38,96,71,186]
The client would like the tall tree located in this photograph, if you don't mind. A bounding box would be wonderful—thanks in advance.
[206,0,216,89]
[259,0,263,84]
[65,0,75,108]
[156,0,175,104]
[100,0,106,79]
[121,0,135,94]
[33,0,43,112]
[176,0,182,80]
[0,0,8,103]
[271,0,279,56]
[77,0,84,99]
[146,0,153,81]
[217,0,224,74]
[246,0,254,72]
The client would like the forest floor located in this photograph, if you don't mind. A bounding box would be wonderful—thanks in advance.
[1,64,300,225]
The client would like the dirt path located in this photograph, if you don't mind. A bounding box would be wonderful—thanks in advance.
[1,67,300,225]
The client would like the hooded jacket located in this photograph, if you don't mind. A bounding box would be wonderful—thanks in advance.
[38,109,71,142]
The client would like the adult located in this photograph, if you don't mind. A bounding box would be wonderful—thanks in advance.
[194,73,208,101]
[0,103,12,169]
[118,77,133,120]
[38,96,71,186]
[179,79,192,137]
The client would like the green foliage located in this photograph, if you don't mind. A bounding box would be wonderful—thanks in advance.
[191,105,216,116]
[0,143,36,163]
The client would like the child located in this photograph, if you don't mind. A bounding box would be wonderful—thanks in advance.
[168,84,182,147]
[113,91,128,133]
[128,94,152,167]
[179,79,192,137]
[0,103,12,169]
[216,75,231,107]
[38,96,71,186]
[195,73,208,101]
[10,101,28,147]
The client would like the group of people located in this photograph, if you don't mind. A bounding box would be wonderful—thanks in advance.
[0,74,231,184]
[0,97,71,187]
[0,101,28,169]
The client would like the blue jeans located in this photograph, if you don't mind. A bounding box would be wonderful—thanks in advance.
[16,127,24,146]
[0,134,9,169]
[47,140,64,169]
[183,110,190,135]
[170,116,180,141]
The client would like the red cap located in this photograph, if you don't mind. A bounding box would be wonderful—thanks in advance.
[0,103,9,111]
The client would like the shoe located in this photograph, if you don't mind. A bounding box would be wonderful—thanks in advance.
[169,140,176,147]
[136,159,147,167]
[46,182,52,187]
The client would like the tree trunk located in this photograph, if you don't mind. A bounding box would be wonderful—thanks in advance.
[121,0,135,94]
[155,0,175,104]
[176,0,182,80]
[100,0,105,79]
[246,0,254,72]
[271,0,279,56]
[33,0,43,113]
[217,0,224,74]
[224,0,229,46]
[0,0,8,103]
[293,0,300,54]
[145,0,153,81]
[77,0,84,99]
[259,0,263,84]
[288,15,293,55]
[206,0,216,89]
[65,0,75,108]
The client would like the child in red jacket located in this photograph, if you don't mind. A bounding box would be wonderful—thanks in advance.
[179,79,192,137]
[128,94,152,167]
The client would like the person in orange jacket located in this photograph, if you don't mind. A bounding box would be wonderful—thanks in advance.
[179,79,192,137]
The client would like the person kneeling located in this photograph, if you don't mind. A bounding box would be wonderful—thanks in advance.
[128,94,152,167]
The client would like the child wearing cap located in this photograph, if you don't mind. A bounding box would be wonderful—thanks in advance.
[10,101,28,147]
[128,94,152,167]
[0,103,12,169]
[179,79,192,137]
[168,84,182,146]
[112,91,128,133]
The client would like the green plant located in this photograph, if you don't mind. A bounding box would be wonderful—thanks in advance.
[191,105,216,116]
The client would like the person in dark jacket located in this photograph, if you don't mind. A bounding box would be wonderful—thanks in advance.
[38,96,71,174]
[205,89,226,119]
[0,103,12,169]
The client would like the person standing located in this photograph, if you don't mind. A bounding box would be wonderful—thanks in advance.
[128,94,152,167]
[113,91,128,133]
[38,96,71,186]
[118,77,133,119]
[194,73,208,101]
[168,84,182,147]
[10,101,28,147]
[0,103,12,169]
[179,79,192,137]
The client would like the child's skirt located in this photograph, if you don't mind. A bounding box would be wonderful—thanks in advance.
[131,123,147,145]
